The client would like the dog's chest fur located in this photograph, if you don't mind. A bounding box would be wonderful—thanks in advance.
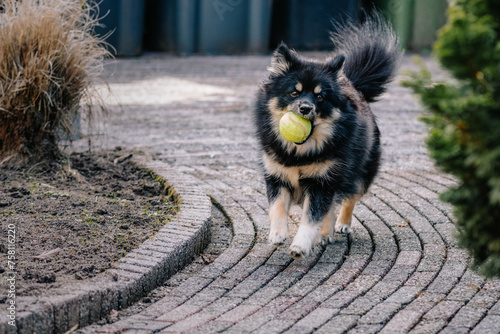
[263,153,336,199]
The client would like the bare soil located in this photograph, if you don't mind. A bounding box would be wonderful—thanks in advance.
[0,148,177,298]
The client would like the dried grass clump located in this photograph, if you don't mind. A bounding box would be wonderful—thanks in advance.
[0,0,110,164]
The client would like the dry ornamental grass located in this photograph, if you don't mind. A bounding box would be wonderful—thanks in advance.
[0,0,110,164]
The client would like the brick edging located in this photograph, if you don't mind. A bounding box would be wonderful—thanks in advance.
[0,154,212,334]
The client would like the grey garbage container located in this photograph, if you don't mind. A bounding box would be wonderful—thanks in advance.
[94,0,146,56]
[144,0,272,54]
[270,0,362,50]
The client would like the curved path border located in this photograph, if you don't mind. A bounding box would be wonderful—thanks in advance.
[0,156,213,334]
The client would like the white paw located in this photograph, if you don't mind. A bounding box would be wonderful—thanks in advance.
[269,228,288,245]
[289,223,318,258]
[290,244,309,258]
[335,222,351,234]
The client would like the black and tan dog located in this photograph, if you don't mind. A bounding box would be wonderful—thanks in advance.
[254,14,401,258]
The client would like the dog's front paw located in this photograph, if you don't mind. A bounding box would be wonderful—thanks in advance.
[269,228,288,245]
[290,244,309,259]
[290,223,318,258]
[335,222,351,235]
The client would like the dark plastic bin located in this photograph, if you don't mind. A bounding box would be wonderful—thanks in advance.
[144,0,272,54]
[94,0,146,56]
[410,0,447,50]
[375,0,413,49]
[270,0,362,50]
[374,0,447,50]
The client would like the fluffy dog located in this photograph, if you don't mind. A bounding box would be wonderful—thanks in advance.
[254,14,401,258]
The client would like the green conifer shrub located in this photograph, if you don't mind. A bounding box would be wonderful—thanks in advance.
[404,0,500,277]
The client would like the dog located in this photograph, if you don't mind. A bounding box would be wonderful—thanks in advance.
[254,14,401,258]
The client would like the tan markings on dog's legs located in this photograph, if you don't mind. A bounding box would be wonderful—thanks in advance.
[335,195,361,235]
[290,196,321,258]
[269,189,292,245]
[319,206,336,244]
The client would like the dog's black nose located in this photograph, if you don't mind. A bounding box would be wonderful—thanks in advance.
[299,105,312,115]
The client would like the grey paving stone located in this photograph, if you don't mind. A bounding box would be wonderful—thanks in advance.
[285,307,340,333]
[381,309,423,333]
[322,290,363,309]
[364,281,403,301]
[306,284,344,304]
[225,266,281,299]
[460,269,486,287]
[189,320,234,334]
[394,251,421,267]
[277,298,320,322]
[227,309,276,333]
[447,283,480,302]
[217,304,262,323]
[425,276,460,294]
[345,275,382,293]
[468,290,500,309]
[264,270,303,289]
[422,300,464,321]
[382,265,415,284]
[252,319,296,334]
[168,277,213,298]
[340,296,384,316]
[404,271,438,287]
[316,315,360,334]
[408,320,447,334]
[347,324,384,334]
[470,314,500,334]
[156,303,202,322]
[438,326,470,334]
[119,319,170,332]
[362,259,395,276]
[489,300,500,315]
[359,302,402,325]
[483,278,500,291]
[447,305,487,329]
[322,267,362,287]
[243,286,288,306]
[384,286,423,305]
[160,312,215,333]
[202,297,244,316]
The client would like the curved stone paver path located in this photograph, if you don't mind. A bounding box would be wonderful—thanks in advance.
[77,54,500,333]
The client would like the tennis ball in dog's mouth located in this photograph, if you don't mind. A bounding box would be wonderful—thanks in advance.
[279,112,312,143]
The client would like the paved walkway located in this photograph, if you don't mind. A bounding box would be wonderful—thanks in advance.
[76,54,500,333]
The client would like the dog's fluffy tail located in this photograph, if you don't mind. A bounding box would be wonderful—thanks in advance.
[331,12,402,102]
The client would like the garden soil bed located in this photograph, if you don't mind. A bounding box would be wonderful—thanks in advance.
[0,148,177,299]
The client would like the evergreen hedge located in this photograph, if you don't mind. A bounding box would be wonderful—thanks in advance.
[404,0,500,277]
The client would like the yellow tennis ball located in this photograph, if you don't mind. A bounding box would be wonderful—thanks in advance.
[279,112,312,143]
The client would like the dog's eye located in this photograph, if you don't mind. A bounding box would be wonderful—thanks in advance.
[316,94,324,102]
[290,91,299,97]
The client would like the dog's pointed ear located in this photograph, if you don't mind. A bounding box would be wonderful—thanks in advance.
[267,42,300,77]
[327,54,345,74]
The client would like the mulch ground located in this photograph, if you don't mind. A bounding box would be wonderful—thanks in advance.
[0,148,177,298]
